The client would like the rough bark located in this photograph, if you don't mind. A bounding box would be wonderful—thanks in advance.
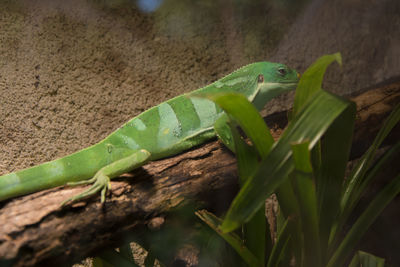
[0,81,399,266]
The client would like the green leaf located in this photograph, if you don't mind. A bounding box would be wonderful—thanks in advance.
[195,210,261,267]
[291,141,313,172]
[290,54,344,262]
[228,118,259,185]
[266,218,291,267]
[243,208,267,266]
[348,251,385,267]
[330,143,400,253]
[327,174,400,267]
[358,142,400,196]
[330,104,400,250]
[274,178,302,262]
[316,94,356,263]
[220,90,353,233]
[293,52,342,116]
[206,92,274,158]
[291,141,321,267]
[341,104,400,216]
[214,113,237,152]
[204,93,274,265]
[228,119,267,265]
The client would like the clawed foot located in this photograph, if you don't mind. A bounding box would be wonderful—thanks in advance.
[60,149,151,206]
[61,172,111,206]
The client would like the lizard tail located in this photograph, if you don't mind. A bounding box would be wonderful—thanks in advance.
[0,143,110,202]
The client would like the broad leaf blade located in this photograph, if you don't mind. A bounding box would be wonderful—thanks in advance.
[291,141,321,267]
[316,93,356,263]
[228,118,259,185]
[221,90,352,232]
[348,251,385,267]
[214,113,237,152]
[205,94,273,265]
[228,119,267,265]
[293,52,342,116]
[207,93,274,158]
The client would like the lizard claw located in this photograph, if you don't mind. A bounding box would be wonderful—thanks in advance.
[61,172,111,206]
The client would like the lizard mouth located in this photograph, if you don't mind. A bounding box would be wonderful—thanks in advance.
[279,79,299,84]
[259,81,298,94]
[264,81,298,87]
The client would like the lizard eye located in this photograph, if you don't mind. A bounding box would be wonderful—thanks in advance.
[277,68,287,76]
[257,74,264,83]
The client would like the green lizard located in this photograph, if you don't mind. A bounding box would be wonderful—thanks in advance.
[0,62,299,205]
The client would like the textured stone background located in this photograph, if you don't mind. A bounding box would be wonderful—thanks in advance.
[0,0,303,172]
[272,0,400,94]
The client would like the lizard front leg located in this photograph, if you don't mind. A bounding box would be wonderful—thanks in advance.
[214,113,236,153]
[61,149,151,206]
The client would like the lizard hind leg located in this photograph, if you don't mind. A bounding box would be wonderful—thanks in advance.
[61,149,151,206]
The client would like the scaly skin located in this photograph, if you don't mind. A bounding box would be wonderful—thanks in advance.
[0,62,299,204]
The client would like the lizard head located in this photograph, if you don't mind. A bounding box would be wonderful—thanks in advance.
[249,62,299,110]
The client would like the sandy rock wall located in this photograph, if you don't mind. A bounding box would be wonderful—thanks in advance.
[272,0,400,94]
[0,0,300,173]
